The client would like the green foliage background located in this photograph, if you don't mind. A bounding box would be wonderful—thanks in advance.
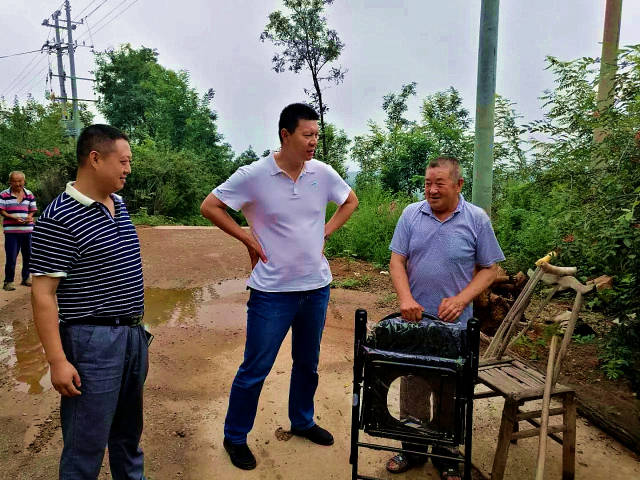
[1,42,639,390]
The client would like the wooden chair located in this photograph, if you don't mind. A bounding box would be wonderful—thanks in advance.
[474,261,594,479]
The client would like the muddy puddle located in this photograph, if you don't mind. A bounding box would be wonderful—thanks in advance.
[144,277,248,328]
[0,278,248,394]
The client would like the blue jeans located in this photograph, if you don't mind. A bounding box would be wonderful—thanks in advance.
[59,324,149,480]
[3,232,31,283]
[224,285,331,444]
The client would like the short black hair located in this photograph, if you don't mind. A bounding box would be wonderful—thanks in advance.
[77,124,129,165]
[278,103,319,143]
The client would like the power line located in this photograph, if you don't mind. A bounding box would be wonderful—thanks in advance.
[82,0,109,21]
[76,0,100,17]
[75,0,131,42]
[91,0,140,37]
[0,48,43,60]
[16,64,50,97]
[2,54,47,99]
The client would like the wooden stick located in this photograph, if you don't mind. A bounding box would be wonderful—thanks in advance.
[553,292,584,384]
[539,263,577,276]
[510,285,559,347]
[485,267,543,359]
[535,335,559,480]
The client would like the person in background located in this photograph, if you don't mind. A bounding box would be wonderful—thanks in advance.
[0,171,37,291]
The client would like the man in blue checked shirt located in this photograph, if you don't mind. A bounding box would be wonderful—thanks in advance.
[385,156,504,479]
[31,124,149,480]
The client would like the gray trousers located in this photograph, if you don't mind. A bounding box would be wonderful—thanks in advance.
[59,324,148,480]
[399,375,456,465]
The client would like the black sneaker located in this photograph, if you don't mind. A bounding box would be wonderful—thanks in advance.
[223,438,256,470]
[290,424,334,446]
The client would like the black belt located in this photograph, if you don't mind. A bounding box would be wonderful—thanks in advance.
[61,315,144,327]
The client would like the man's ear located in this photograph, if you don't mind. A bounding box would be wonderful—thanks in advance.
[280,128,289,144]
[458,177,464,191]
[87,150,100,168]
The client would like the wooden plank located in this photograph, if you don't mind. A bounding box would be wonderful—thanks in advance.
[474,390,503,400]
[514,384,574,402]
[503,366,543,389]
[479,358,513,368]
[478,370,519,395]
[517,407,565,421]
[512,424,564,440]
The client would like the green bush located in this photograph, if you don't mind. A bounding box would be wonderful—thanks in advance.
[325,184,413,267]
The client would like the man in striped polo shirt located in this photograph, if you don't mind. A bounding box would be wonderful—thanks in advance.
[0,171,37,291]
[31,124,149,480]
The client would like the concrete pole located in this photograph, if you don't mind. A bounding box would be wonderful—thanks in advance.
[593,0,623,147]
[53,10,68,116]
[65,0,81,137]
[471,0,500,215]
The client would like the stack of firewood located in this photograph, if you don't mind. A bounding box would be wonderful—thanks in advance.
[474,266,528,336]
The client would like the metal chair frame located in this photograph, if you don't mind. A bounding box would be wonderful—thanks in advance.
[350,309,481,480]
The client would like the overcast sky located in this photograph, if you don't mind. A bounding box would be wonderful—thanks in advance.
[2,0,639,170]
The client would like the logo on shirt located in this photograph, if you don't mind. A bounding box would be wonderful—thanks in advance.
[309,180,320,191]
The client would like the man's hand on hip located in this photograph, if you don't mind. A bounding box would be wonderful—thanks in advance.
[50,359,82,397]
[245,236,267,269]
[438,295,467,322]
[399,298,424,322]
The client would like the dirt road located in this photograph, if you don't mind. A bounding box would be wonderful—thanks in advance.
[1,227,638,479]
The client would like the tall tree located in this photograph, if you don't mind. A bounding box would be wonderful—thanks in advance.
[353,85,473,195]
[261,0,346,162]
[94,44,226,157]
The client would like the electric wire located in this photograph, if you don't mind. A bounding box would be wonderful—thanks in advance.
[76,0,100,17]
[0,49,43,59]
[2,53,47,99]
[90,0,140,38]
[82,0,109,21]
[16,63,50,98]
[75,0,130,42]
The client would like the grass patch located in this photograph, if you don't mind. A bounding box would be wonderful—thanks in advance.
[331,275,371,290]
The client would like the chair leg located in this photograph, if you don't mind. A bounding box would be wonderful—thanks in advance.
[562,392,576,480]
[511,408,520,445]
[492,399,518,480]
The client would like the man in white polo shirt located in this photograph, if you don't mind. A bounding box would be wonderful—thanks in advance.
[201,103,358,470]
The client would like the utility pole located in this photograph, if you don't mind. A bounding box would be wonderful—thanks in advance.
[471,0,500,215]
[65,0,81,137]
[593,0,623,162]
[52,10,68,117]
[42,1,89,138]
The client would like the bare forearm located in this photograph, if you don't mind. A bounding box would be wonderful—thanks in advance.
[390,257,413,302]
[201,196,252,247]
[457,264,498,305]
[325,191,358,237]
[32,291,65,364]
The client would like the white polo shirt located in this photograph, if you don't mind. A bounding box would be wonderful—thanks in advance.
[212,153,351,292]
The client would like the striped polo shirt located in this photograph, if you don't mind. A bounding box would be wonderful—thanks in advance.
[0,187,37,233]
[30,182,144,322]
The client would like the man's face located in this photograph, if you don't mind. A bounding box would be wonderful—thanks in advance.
[283,119,318,160]
[94,138,132,192]
[9,174,25,192]
[424,165,463,214]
